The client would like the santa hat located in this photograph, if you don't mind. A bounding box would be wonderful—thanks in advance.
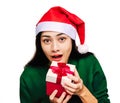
[36,6,88,54]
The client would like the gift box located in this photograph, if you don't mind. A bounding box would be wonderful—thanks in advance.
[46,61,75,97]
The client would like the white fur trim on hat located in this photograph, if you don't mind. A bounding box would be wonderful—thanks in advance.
[78,44,88,54]
[36,21,78,40]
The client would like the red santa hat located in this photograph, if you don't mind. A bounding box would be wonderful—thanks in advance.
[36,6,88,54]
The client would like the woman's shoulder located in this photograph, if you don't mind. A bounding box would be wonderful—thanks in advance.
[76,52,103,72]
[69,52,103,72]
[70,52,98,64]
[20,66,48,79]
[80,52,99,62]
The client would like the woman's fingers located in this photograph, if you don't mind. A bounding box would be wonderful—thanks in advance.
[63,81,79,94]
[49,90,71,103]
[67,74,79,83]
[63,95,72,103]
[62,69,83,95]
[49,89,58,101]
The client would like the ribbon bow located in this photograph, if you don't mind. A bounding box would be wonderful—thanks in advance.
[50,63,73,84]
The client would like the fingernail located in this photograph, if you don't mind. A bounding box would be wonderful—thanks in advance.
[63,92,66,95]
[54,89,58,93]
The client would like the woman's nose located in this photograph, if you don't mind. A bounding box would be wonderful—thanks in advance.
[51,41,59,52]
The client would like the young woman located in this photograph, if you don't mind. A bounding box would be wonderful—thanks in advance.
[20,6,110,103]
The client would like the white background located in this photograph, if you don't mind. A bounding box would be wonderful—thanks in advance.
[0,0,119,102]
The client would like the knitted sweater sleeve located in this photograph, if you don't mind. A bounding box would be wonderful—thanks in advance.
[20,67,50,103]
[91,56,110,103]
[20,75,32,103]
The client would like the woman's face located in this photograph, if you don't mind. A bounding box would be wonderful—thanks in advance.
[41,31,72,63]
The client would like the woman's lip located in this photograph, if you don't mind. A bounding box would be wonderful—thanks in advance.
[51,55,63,61]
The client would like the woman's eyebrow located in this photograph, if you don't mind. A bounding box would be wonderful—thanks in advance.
[56,33,65,36]
[41,35,50,38]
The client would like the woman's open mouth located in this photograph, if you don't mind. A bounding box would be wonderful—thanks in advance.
[51,55,63,61]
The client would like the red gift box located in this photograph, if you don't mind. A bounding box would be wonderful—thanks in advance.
[46,61,75,97]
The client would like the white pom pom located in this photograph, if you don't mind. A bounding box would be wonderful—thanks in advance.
[78,44,88,54]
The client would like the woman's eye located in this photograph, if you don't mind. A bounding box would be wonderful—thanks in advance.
[59,37,66,42]
[43,39,51,44]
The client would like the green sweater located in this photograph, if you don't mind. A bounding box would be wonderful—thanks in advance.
[20,54,110,103]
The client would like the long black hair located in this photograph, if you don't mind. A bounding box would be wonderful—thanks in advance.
[25,33,93,67]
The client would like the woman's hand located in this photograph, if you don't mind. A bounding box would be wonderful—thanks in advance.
[62,68,83,96]
[62,68,98,103]
[49,90,72,103]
